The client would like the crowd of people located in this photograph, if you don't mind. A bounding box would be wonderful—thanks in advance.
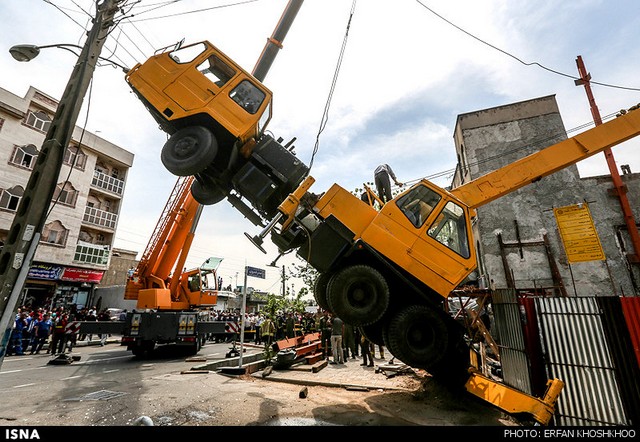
[200,307,386,367]
[5,304,113,356]
[7,305,387,369]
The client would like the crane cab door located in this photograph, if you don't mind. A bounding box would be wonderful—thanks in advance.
[158,42,271,139]
[375,183,476,298]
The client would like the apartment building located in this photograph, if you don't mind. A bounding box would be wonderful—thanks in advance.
[0,85,134,311]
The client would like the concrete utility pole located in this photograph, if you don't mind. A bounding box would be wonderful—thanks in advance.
[0,0,124,369]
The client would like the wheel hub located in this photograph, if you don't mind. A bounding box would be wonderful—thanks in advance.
[174,136,198,157]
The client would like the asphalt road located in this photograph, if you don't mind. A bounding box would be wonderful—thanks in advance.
[0,337,511,435]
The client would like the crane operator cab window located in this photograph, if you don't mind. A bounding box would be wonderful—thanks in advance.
[427,201,470,258]
[230,80,265,114]
[167,43,237,88]
[199,54,236,87]
[397,185,442,228]
[187,273,201,293]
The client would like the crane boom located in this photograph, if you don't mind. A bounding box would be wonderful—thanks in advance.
[450,109,640,209]
[252,0,304,82]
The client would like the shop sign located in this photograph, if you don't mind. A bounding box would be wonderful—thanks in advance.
[61,267,104,283]
[28,264,64,280]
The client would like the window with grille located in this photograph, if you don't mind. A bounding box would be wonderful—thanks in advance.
[64,146,87,169]
[54,182,78,207]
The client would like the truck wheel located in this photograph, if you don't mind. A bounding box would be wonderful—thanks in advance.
[161,126,218,176]
[313,272,333,312]
[191,179,226,205]
[327,265,389,326]
[188,336,202,355]
[385,305,448,370]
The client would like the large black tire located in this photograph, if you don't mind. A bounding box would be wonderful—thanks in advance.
[384,304,449,370]
[326,265,389,327]
[313,273,333,312]
[131,340,155,358]
[191,179,226,205]
[188,335,203,356]
[161,126,218,176]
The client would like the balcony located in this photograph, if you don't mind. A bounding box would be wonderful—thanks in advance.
[74,241,110,266]
[83,206,118,230]
[92,170,124,196]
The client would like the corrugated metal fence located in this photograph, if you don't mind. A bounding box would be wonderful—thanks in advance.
[492,291,640,426]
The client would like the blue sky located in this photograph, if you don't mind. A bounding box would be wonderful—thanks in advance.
[1,0,639,295]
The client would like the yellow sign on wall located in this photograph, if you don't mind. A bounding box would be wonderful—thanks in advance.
[554,203,605,263]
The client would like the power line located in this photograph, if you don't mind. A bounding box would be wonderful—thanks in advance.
[308,0,357,173]
[126,0,261,23]
[415,0,640,92]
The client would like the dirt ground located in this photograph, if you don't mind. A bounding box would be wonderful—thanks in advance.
[138,370,519,427]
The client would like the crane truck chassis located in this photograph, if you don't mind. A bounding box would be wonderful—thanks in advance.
[119,3,640,421]
[123,30,640,381]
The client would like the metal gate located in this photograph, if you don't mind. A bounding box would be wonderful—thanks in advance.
[535,296,628,426]
[492,292,640,425]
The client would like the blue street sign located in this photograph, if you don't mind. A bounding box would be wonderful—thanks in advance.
[246,266,265,279]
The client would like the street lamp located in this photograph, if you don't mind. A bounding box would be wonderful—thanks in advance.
[10,43,129,72]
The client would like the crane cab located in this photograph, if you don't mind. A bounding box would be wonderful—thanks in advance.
[126,40,274,204]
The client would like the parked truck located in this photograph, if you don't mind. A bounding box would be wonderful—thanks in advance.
[80,176,230,357]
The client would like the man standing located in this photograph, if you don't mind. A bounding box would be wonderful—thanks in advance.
[330,315,344,365]
[261,316,276,348]
[319,310,332,360]
[30,313,53,354]
[374,164,403,203]
[343,322,357,360]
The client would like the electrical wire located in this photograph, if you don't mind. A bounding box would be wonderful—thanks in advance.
[126,0,260,23]
[415,0,640,92]
[307,0,357,173]
[402,110,623,188]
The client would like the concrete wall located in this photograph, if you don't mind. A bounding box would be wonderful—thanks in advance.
[452,95,640,296]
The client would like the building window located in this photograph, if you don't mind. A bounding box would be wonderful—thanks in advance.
[0,186,24,212]
[64,146,87,170]
[10,144,39,169]
[25,110,51,133]
[41,220,68,247]
[53,182,78,207]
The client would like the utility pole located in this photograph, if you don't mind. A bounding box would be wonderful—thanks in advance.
[575,55,640,264]
[281,265,286,297]
[0,0,124,368]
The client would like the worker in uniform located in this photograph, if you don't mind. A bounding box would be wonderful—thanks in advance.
[261,316,276,348]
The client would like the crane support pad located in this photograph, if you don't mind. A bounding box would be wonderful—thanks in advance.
[465,371,564,425]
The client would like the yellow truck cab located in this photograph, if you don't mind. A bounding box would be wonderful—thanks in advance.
[126,40,273,204]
